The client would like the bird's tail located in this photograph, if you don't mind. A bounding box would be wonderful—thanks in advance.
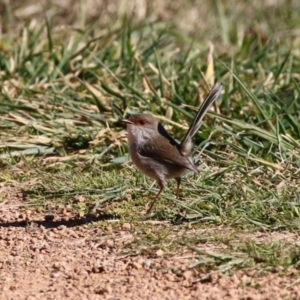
[180,81,223,156]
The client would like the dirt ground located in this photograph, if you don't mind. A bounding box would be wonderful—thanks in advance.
[0,183,300,300]
[1,0,300,298]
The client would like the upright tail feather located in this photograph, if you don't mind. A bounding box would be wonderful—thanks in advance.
[180,81,223,156]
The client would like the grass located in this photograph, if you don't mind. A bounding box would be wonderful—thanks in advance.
[1,0,300,277]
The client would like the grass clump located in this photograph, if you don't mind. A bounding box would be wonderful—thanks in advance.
[0,0,300,275]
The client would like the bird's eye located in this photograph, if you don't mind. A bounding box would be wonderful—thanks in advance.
[140,120,145,125]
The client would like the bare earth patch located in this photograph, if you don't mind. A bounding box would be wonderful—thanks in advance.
[1,0,299,298]
[0,186,299,300]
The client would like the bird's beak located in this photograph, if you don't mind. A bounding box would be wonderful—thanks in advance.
[122,119,134,125]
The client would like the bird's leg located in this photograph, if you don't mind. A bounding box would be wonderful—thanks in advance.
[175,177,181,199]
[146,181,164,214]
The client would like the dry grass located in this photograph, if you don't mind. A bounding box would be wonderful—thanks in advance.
[1,0,300,280]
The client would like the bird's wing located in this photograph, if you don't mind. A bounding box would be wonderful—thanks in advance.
[138,126,197,172]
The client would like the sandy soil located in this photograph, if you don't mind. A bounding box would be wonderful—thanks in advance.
[1,0,300,298]
[0,183,300,300]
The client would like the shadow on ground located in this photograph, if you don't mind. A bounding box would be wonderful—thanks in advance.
[0,213,118,229]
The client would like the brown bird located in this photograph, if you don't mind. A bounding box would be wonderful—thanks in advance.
[123,82,223,213]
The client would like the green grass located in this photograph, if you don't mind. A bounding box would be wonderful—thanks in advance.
[1,0,300,277]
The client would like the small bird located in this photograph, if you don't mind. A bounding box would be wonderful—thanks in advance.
[123,82,223,213]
